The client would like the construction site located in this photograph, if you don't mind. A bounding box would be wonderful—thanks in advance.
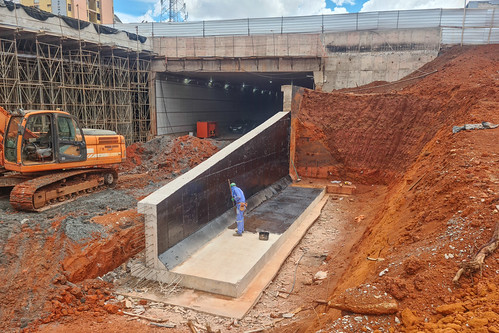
[0,1,498,332]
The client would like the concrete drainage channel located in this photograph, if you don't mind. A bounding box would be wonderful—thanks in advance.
[120,111,328,318]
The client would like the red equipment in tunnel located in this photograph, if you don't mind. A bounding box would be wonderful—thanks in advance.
[197,121,218,138]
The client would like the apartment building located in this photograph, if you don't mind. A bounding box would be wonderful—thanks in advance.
[18,0,114,24]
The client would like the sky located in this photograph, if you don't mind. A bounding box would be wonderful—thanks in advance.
[114,0,469,23]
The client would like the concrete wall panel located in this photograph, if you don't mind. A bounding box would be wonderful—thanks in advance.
[321,50,437,91]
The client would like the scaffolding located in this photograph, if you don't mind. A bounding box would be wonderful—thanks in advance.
[0,33,151,143]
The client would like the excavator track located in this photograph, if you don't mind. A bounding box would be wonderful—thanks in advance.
[10,168,118,212]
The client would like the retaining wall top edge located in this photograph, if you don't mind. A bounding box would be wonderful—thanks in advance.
[137,202,156,214]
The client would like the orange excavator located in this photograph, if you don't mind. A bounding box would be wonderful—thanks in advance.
[0,106,126,211]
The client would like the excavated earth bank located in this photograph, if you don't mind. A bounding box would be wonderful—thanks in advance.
[0,45,497,333]
[281,44,499,332]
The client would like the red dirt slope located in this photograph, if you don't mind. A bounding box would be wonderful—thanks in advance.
[286,45,499,332]
[294,45,497,185]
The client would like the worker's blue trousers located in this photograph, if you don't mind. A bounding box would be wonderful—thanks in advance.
[236,205,245,234]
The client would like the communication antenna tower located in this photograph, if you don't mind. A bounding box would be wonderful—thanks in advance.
[160,0,188,22]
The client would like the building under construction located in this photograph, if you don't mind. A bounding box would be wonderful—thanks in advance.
[0,2,152,143]
[16,0,115,24]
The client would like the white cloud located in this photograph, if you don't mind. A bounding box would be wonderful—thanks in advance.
[120,0,472,23]
[115,10,154,23]
[183,0,343,21]
[361,0,466,12]
[331,7,348,14]
[120,0,349,23]
[331,0,355,6]
[152,1,163,17]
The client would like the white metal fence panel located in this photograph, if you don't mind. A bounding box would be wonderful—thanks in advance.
[441,28,465,44]
[377,11,399,29]
[490,28,499,43]
[441,9,465,27]
[205,19,248,36]
[357,12,380,30]
[283,15,323,34]
[250,17,283,34]
[463,8,494,27]
[398,9,442,28]
[111,8,499,45]
[155,21,204,37]
[323,13,357,31]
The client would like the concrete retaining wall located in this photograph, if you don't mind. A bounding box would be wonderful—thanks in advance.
[138,112,290,269]
[153,28,441,91]
[154,34,323,58]
[320,28,441,90]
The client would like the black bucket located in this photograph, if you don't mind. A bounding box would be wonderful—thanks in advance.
[259,231,269,241]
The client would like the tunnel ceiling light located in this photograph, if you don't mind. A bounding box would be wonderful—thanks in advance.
[253,88,258,93]
[269,80,272,83]
[224,83,230,90]
[183,78,191,84]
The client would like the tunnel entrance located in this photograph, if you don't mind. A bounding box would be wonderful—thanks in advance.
[155,71,314,136]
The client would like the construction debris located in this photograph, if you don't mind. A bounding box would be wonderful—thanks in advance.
[122,311,168,323]
[453,223,499,283]
[313,271,328,280]
[452,122,499,134]
[329,285,399,315]
[150,322,176,328]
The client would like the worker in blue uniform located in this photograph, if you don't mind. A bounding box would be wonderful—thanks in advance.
[230,182,247,236]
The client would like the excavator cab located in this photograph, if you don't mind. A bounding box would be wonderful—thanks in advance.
[5,111,87,167]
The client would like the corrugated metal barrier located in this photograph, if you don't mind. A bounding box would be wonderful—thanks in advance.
[111,8,499,45]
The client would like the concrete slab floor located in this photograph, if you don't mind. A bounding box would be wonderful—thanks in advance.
[120,186,327,319]
[170,186,323,297]
[171,229,277,283]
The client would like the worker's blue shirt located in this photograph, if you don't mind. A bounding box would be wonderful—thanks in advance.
[231,186,245,204]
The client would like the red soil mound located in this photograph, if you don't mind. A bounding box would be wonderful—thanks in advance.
[120,134,219,175]
[295,45,498,185]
